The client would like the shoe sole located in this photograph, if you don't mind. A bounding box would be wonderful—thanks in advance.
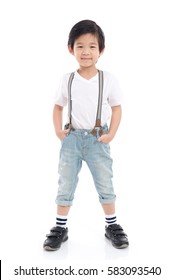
[105,234,129,249]
[43,236,68,251]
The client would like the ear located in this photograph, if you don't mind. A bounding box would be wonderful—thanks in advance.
[68,45,74,55]
[99,48,105,56]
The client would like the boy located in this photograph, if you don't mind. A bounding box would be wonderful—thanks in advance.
[43,20,129,250]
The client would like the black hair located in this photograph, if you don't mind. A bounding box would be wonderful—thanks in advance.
[68,20,105,52]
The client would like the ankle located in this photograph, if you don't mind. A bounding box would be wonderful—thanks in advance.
[56,214,68,228]
[105,214,117,226]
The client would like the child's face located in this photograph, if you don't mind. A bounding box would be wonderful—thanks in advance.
[69,33,103,68]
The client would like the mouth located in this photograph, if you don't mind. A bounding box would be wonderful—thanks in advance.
[81,57,92,60]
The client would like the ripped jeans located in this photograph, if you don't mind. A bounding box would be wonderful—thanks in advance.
[55,125,116,206]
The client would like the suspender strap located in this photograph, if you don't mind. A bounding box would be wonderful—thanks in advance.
[67,72,75,127]
[67,70,104,135]
[95,70,104,127]
[90,70,104,136]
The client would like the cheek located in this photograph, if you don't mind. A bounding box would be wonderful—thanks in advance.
[73,49,80,56]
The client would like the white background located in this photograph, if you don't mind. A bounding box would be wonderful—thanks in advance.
[0,0,174,279]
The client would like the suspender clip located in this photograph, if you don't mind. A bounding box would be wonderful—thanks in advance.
[91,127,104,137]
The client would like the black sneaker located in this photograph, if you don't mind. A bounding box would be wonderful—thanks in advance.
[43,226,68,251]
[105,224,129,249]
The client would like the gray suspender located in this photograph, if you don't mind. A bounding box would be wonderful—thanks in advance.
[67,72,75,128]
[66,70,104,136]
[92,70,104,136]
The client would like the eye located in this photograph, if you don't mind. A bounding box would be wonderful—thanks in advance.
[90,45,96,49]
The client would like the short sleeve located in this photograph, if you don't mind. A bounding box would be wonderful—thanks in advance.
[54,74,69,107]
[107,74,123,107]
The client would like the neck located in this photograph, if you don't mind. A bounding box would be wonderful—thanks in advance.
[77,67,98,80]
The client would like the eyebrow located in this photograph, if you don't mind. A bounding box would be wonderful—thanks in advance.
[75,42,98,45]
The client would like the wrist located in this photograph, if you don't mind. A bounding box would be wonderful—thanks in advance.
[107,132,115,141]
[55,128,62,138]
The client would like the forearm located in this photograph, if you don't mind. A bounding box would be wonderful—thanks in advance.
[98,105,122,144]
[108,105,122,140]
[53,104,64,138]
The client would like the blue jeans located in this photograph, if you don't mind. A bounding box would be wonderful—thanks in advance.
[55,125,116,206]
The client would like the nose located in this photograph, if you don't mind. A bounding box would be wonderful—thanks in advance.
[82,47,90,55]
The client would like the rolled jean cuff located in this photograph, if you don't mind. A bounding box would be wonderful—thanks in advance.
[55,199,73,206]
[99,195,116,204]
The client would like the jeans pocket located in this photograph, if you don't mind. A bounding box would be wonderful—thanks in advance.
[61,134,69,145]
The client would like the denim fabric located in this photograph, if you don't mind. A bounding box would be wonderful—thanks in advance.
[55,125,116,206]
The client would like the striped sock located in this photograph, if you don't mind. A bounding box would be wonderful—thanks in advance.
[56,214,68,228]
[105,214,117,226]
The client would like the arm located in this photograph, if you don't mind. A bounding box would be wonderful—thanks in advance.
[98,105,122,144]
[53,104,69,140]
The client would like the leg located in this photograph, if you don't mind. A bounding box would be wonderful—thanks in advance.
[55,134,82,206]
[44,134,82,251]
[86,141,116,204]
[57,205,71,215]
[86,139,129,249]
[102,203,115,215]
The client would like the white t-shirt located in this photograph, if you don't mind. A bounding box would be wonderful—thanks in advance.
[54,70,123,129]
